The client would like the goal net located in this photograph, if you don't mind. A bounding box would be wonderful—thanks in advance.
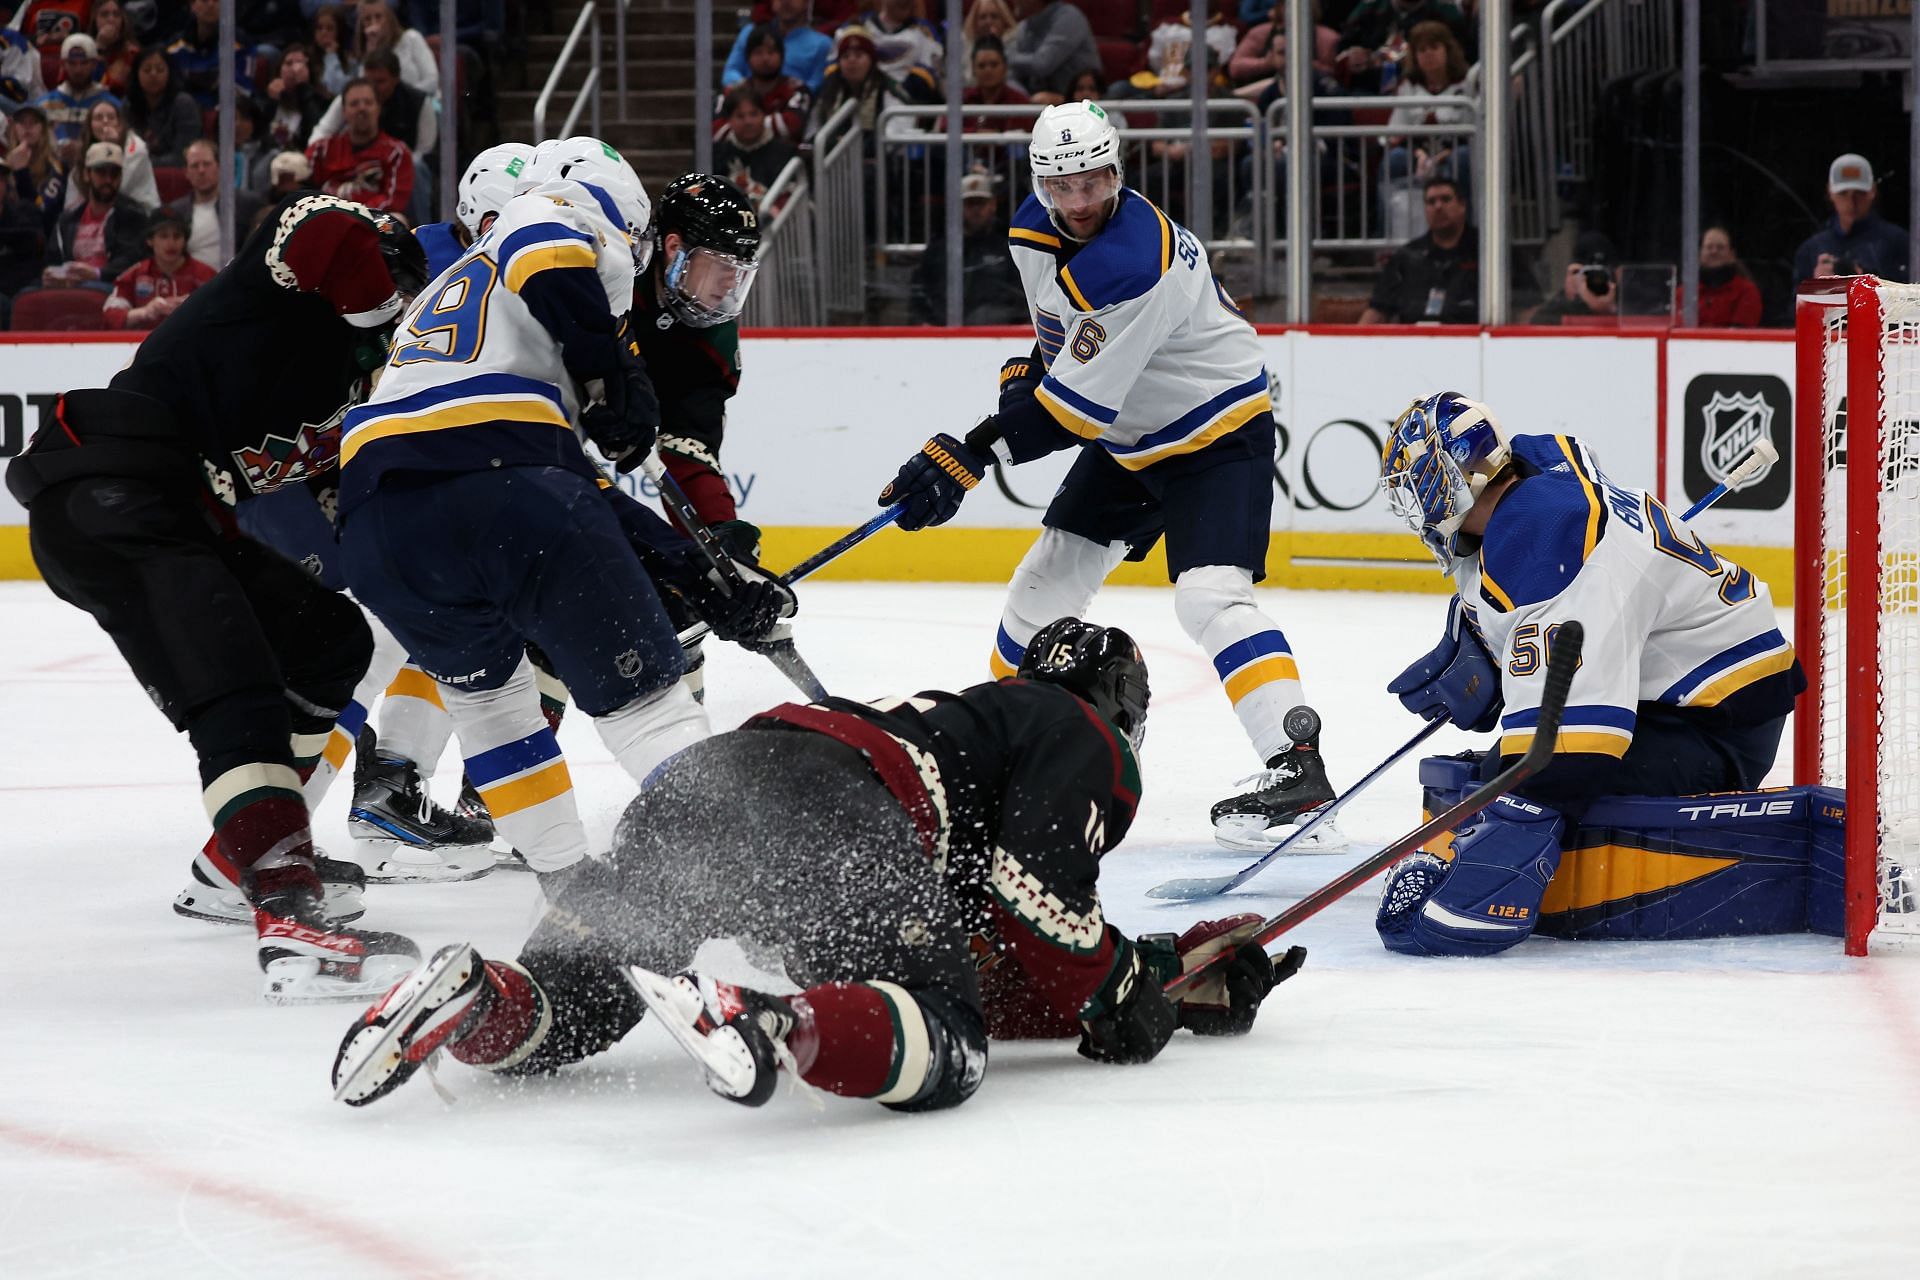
[1795,276,1920,955]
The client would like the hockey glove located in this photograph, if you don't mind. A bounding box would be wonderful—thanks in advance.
[1076,929,1179,1065]
[683,560,797,645]
[1387,597,1504,732]
[1137,915,1298,1037]
[375,215,431,299]
[877,433,985,531]
[999,353,1040,413]
[582,353,661,473]
[712,518,763,564]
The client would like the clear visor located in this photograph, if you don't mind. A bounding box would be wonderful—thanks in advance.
[665,245,758,325]
[1034,165,1120,216]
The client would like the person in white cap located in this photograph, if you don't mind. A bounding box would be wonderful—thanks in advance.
[1792,151,1910,285]
[42,139,146,287]
[34,32,119,161]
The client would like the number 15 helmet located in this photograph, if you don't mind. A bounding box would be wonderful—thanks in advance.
[1016,617,1150,751]
[1029,100,1123,240]
[1380,391,1512,570]
[651,173,762,328]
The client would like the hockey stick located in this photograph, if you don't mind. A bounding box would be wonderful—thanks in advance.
[642,454,830,701]
[1145,715,1450,901]
[1163,621,1583,1000]
[672,503,907,647]
[1681,438,1778,521]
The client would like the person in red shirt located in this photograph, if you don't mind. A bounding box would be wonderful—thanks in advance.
[713,24,811,143]
[962,35,1029,132]
[102,204,215,329]
[306,77,413,215]
[1683,224,1764,328]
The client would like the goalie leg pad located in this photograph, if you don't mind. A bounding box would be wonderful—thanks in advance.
[1378,794,1565,957]
[991,527,1128,678]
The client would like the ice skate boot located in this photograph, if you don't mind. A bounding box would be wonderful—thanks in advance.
[1210,706,1344,854]
[172,834,366,926]
[332,943,551,1104]
[626,967,806,1108]
[349,757,497,883]
[250,862,420,1005]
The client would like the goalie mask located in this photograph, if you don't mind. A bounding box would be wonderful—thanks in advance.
[1380,391,1511,570]
[652,174,762,327]
[1017,617,1150,751]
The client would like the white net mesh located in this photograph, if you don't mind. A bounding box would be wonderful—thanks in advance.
[1872,287,1920,946]
[1820,283,1920,950]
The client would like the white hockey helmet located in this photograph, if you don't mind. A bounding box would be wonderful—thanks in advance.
[1029,100,1123,238]
[525,135,654,269]
[455,142,534,238]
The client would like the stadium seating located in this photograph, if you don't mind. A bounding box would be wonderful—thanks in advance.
[10,288,109,331]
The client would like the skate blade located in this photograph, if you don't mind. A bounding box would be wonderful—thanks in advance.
[332,944,478,1103]
[173,887,367,927]
[625,967,763,1102]
[358,848,496,885]
[488,846,535,873]
[264,952,419,1006]
[1211,814,1350,855]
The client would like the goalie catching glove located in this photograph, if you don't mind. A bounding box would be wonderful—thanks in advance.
[1137,914,1301,1036]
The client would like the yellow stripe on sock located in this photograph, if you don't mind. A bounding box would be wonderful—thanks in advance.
[989,649,1017,679]
[1222,653,1300,705]
[321,726,355,771]
[384,665,446,708]
[479,759,574,817]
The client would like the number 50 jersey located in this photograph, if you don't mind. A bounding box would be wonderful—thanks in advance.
[1454,434,1803,767]
[337,179,636,517]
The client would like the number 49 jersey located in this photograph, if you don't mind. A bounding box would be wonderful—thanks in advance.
[1007,189,1269,471]
[337,179,636,516]
[1452,434,1803,765]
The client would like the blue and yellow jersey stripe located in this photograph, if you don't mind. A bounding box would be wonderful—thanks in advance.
[1035,375,1118,440]
[1211,630,1300,706]
[1497,703,1636,760]
[465,729,572,819]
[340,371,571,467]
[497,221,598,292]
[1657,630,1796,707]
[1035,309,1066,368]
[1098,371,1269,471]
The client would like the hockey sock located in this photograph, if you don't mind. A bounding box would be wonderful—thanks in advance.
[1175,565,1306,763]
[304,695,369,807]
[533,663,569,734]
[592,682,709,789]
[374,664,453,778]
[445,658,588,872]
[991,529,1128,678]
[204,764,314,876]
[793,981,936,1105]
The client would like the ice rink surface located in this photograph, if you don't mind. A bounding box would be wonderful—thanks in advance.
[3,578,1918,1279]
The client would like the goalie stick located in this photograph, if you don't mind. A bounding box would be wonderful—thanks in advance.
[1145,716,1449,901]
[642,454,830,701]
[1163,621,1583,1000]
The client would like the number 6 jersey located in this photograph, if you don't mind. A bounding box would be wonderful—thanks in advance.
[1005,189,1269,471]
[337,179,636,516]
[1452,434,1804,771]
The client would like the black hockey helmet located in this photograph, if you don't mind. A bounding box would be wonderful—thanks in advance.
[1017,618,1150,750]
[650,174,762,327]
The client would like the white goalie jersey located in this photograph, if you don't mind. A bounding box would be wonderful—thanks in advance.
[1452,434,1798,763]
[1006,189,1269,471]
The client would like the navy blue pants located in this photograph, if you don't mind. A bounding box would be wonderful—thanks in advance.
[1042,411,1277,582]
[340,466,684,716]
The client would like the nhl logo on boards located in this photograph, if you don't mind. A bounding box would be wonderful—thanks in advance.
[1701,391,1773,490]
[1680,374,1791,512]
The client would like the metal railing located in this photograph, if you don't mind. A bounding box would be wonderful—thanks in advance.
[873,100,1267,263]
[1540,0,1678,225]
[809,101,867,322]
[741,157,822,327]
[534,2,602,142]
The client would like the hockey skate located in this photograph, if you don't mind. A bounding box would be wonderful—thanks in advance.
[332,943,550,1104]
[349,757,497,884]
[172,835,366,926]
[250,863,420,1005]
[1210,706,1347,854]
[626,967,805,1108]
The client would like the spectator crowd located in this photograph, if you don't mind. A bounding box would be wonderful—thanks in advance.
[0,0,507,329]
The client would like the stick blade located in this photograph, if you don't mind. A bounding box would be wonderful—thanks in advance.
[1144,875,1236,901]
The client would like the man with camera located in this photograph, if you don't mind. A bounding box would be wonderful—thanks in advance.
[1526,230,1618,326]
[1792,152,1909,286]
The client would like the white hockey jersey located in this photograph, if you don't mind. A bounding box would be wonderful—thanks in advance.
[337,179,634,512]
[1450,435,1798,764]
[1007,188,1269,470]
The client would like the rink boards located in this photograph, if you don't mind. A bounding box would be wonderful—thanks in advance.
[0,327,1798,598]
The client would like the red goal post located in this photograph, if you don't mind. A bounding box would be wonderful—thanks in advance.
[1794,275,1920,955]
